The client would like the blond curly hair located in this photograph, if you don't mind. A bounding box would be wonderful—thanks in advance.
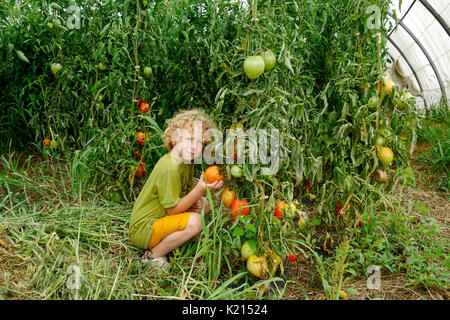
[163,109,216,150]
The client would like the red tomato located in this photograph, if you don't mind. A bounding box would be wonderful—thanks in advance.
[274,201,287,220]
[135,166,144,178]
[231,199,249,219]
[140,102,150,113]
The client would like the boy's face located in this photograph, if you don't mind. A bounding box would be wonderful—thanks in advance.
[174,130,205,163]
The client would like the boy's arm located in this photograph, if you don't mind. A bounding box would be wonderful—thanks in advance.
[166,185,204,215]
[166,173,223,215]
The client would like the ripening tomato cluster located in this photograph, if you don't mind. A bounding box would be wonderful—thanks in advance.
[42,138,58,149]
[138,97,150,114]
[132,97,152,180]
[203,165,250,220]
[243,49,276,81]
[203,166,245,219]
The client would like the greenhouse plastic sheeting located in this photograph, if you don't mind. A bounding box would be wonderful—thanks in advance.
[387,0,449,108]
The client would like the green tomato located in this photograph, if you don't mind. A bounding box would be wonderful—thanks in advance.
[375,136,385,147]
[243,56,265,80]
[368,95,379,108]
[53,19,61,28]
[50,140,58,149]
[51,63,62,75]
[241,240,257,261]
[144,66,152,77]
[47,22,53,29]
[230,165,243,178]
[98,63,107,71]
[261,49,276,71]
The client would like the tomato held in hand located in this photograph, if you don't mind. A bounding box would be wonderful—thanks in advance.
[204,166,223,184]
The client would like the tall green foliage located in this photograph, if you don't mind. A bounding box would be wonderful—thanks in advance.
[0,0,419,207]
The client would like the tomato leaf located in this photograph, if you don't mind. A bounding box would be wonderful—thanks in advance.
[16,50,30,63]
[283,53,295,75]
[232,226,244,238]
[247,224,256,234]
[309,218,321,226]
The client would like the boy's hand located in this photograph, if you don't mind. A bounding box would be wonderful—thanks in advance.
[196,172,224,195]
[191,198,204,210]
[190,197,211,214]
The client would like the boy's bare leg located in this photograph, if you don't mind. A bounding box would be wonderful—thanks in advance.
[148,213,202,258]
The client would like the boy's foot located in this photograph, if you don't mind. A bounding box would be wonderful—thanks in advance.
[142,250,171,271]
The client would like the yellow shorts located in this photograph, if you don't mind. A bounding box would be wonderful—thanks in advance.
[147,212,193,249]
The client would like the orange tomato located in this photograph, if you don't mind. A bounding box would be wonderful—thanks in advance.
[140,102,150,113]
[221,188,236,207]
[136,132,149,146]
[231,199,249,219]
[376,78,395,95]
[43,138,51,147]
[204,166,223,184]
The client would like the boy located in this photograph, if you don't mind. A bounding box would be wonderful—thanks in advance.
[129,109,223,270]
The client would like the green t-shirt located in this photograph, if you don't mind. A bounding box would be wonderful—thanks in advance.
[129,153,194,249]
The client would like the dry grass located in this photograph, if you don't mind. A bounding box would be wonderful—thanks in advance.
[0,231,38,299]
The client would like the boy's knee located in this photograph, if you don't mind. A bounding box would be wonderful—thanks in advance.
[187,213,202,235]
